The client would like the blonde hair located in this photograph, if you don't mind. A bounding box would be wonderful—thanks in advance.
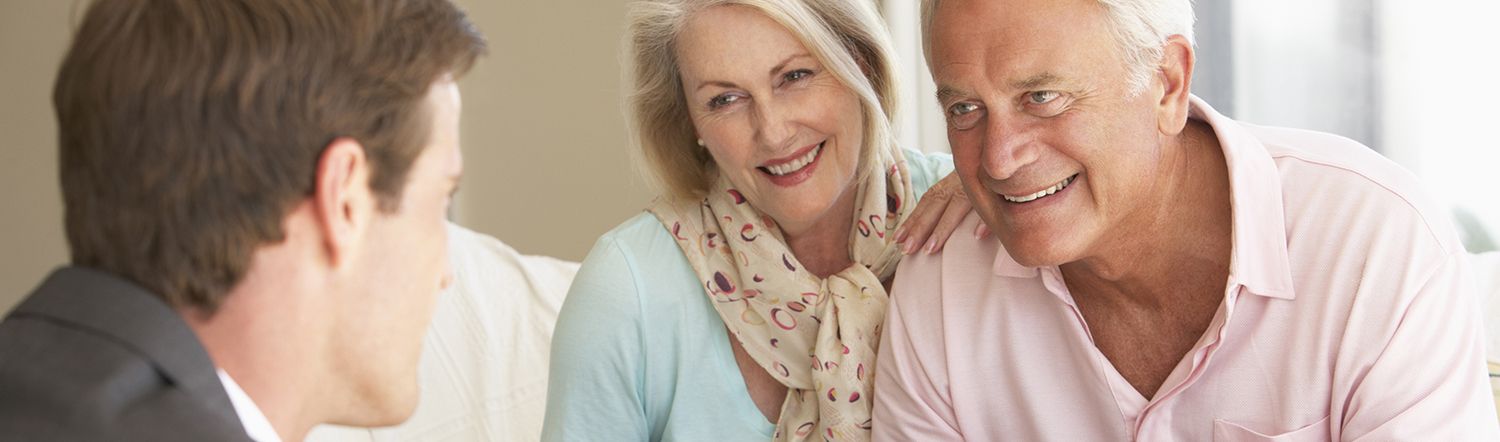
[920,0,1195,94]
[627,0,901,201]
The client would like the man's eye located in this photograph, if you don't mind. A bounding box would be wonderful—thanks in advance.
[946,102,983,130]
[1027,91,1060,105]
[949,102,980,116]
[709,94,741,109]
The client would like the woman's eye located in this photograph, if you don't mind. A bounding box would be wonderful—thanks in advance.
[783,69,813,83]
[709,94,741,109]
[1027,90,1061,105]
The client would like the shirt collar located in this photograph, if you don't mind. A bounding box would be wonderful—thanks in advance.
[990,96,1296,300]
[217,369,283,442]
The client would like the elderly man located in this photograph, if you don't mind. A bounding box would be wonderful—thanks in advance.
[872,0,1499,440]
[0,1,483,440]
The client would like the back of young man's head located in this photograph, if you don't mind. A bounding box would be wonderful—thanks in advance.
[54,0,486,312]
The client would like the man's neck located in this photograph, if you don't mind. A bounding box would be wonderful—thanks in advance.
[182,253,328,442]
[1061,119,1234,307]
[1058,119,1235,399]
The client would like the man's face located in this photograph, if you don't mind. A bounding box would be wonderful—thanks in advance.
[333,78,463,423]
[929,0,1169,266]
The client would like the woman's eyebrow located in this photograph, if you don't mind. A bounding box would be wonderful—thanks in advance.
[768,52,814,77]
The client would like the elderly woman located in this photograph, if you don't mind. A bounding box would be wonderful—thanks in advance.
[542,0,971,440]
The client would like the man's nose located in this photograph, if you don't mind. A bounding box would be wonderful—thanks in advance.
[980,113,1040,181]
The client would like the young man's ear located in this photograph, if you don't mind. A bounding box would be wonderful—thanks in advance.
[1155,34,1196,136]
[312,137,374,267]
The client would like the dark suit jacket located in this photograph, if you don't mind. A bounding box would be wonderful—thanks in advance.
[0,267,252,441]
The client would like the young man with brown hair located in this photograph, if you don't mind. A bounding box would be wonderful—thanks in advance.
[0,1,485,440]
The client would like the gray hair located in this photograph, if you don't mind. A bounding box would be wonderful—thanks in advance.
[920,0,1195,94]
[627,0,902,201]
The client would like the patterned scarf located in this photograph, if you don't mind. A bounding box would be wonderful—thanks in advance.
[649,147,913,441]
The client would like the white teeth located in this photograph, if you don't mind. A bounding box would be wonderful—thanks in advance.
[1002,175,1076,203]
[766,144,822,176]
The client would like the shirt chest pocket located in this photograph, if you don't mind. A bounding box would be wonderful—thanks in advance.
[1212,415,1330,442]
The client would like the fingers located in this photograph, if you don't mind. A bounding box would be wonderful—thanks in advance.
[923,194,971,254]
[975,221,991,238]
[896,188,948,255]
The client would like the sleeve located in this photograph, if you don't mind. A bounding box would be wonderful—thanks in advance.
[871,257,964,441]
[540,236,652,442]
[901,147,955,199]
[1338,252,1500,440]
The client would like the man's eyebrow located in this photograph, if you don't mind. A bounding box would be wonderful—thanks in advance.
[1012,72,1064,90]
[935,86,968,104]
[934,72,1067,103]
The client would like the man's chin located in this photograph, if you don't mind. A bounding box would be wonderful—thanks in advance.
[1009,252,1061,268]
[334,380,421,427]
[995,233,1075,268]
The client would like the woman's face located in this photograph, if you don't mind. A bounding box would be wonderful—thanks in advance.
[676,5,865,237]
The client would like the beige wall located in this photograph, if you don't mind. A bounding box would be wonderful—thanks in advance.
[452,0,652,263]
[0,1,71,313]
[0,1,652,313]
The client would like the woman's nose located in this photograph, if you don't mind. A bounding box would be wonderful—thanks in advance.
[751,98,796,150]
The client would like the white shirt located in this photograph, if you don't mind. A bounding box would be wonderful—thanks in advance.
[217,369,282,442]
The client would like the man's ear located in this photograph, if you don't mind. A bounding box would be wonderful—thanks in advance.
[312,137,373,268]
[1155,34,1196,135]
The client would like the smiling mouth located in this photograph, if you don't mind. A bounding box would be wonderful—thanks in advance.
[759,142,823,176]
[1001,174,1078,203]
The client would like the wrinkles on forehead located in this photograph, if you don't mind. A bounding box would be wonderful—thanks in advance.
[675,6,805,89]
[927,0,1117,101]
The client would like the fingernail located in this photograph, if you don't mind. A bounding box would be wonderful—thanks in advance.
[923,238,938,254]
[900,240,914,255]
[894,227,908,243]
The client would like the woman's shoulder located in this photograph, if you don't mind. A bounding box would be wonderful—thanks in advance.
[569,211,704,311]
[557,211,706,354]
[586,212,691,275]
[554,213,780,440]
[901,147,955,196]
[600,211,674,243]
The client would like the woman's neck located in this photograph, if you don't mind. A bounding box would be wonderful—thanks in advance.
[782,186,859,279]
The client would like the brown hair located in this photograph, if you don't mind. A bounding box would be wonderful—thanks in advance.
[54,0,486,311]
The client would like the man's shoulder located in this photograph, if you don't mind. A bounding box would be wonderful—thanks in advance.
[890,213,1010,313]
[0,269,249,441]
[1247,124,1462,255]
[0,312,248,440]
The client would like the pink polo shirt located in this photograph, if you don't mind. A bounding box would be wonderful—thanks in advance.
[873,98,1499,441]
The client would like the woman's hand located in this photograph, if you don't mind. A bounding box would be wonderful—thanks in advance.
[894,172,989,255]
